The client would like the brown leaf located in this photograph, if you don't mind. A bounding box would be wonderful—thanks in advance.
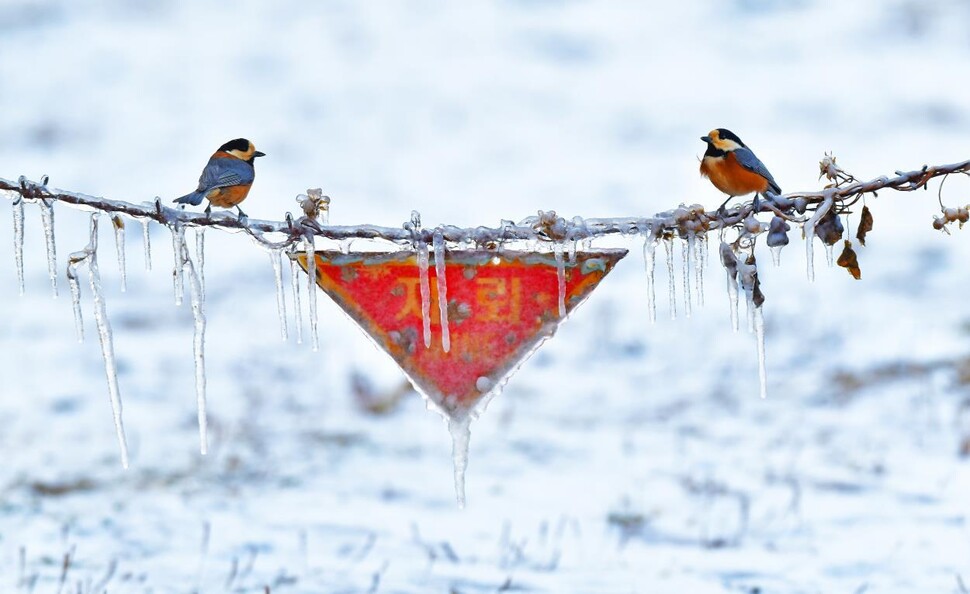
[111,214,125,230]
[856,205,873,246]
[837,240,861,280]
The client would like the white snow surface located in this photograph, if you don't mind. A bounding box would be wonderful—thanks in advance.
[2,1,970,592]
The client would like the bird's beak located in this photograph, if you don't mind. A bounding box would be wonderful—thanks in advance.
[700,136,711,143]
[254,151,266,158]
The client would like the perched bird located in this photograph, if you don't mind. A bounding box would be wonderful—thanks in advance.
[175,138,265,217]
[699,129,780,208]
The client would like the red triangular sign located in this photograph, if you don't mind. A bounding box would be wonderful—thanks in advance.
[296,249,627,417]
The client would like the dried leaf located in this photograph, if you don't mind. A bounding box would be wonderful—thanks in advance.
[111,214,125,230]
[837,240,861,280]
[856,205,873,246]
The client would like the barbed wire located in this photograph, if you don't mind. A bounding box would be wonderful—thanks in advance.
[2,155,969,250]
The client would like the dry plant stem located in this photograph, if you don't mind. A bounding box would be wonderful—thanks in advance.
[1,158,968,248]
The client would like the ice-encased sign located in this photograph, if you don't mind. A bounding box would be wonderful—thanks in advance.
[295,247,627,506]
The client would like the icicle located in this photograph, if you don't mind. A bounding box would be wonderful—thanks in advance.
[13,199,24,295]
[754,306,768,399]
[39,200,58,297]
[448,416,471,508]
[417,240,432,349]
[171,224,185,306]
[141,219,152,271]
[554,242,566,318]
[719,242,739,333]
[195,228,206,297]
[567,239,577,264]
[804,220,816,283]
[681,238,692,318]
[433,231,451,353]
[180,238,208,455]
[290,255,304,345]
[66,252,86,343]
[824,242,834,267]
[86,214,130,469]
[770,246,782,267]
[690,232,705,307]
[745,284,755,334]
[642,234,657,324]
[270,249,288,341]
[664,238,677,319]
[111,216,127,292]
[305,237,319,351]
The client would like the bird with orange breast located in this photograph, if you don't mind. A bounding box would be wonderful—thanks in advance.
[175,138,265,217]
[699,129,780,209]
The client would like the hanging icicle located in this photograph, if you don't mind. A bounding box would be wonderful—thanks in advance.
[39,200,58,297]
[693,232,705,307]
[305,235,319,351]
[681,236,692,318]
[66,250,87,343]
[13,198,24,295]
[642,232,657,324]
[170,223,185,306]
[449,416,472,509]
[289,253,304,345]
[80,214,130,468]
[432,230,450,353]
[719,242,740,333]
[664,237,676,319]
[554,242,566,318]
[195,228,206,297]
[141,219,152,271]
[269,249,288,341]
[111,215,127,293]
[181,237,208,455]
[417,239,432,349]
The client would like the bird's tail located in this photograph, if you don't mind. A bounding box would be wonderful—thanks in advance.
[174,190,205,206]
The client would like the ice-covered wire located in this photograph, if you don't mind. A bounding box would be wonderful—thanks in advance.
[2,157,967,249]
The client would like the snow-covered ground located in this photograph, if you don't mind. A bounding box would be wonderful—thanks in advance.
[2,0,970,592]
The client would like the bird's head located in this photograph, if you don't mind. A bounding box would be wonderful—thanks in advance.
[218,138,266,163]
[700,128,746,153]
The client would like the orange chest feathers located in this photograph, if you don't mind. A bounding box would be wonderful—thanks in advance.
[700,153,769,196]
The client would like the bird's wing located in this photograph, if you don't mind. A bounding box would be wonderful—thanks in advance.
[196,157,255,192]
[733,147,781,194]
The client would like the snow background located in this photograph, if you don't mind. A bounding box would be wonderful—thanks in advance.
[2,0,970,592]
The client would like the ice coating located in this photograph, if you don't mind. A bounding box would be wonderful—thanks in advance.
[448,416,471,508]
[554,242,566,318]
[642,234,657,324]
[803,193,834,283]
[171,224,185,306]
[85,214,130,468]
[824,242,834,268]
[432,231,450,353]
[664,237,676,319]
[40,200,58,297]
[417,241,432,349]
[141,219,152,271]
[270,249,288,341]
[112,216,127,292]
[306,237,319,351]
[13,198,24,295]
[754,306,768,399]
[290,255,304,345]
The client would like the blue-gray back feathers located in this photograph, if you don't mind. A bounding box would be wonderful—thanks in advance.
[175,156,255,205]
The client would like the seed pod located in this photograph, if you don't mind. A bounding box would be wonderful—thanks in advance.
[767,216,790,247]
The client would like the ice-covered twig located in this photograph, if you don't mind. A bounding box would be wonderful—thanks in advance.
[12,198,24,295]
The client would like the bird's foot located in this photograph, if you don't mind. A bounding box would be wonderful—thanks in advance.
[716,196,733,217]
[204,204,212,218]
[236,206,248,220]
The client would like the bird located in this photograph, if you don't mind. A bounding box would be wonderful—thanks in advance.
[699,128,780,209]
[175,138,265,217]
